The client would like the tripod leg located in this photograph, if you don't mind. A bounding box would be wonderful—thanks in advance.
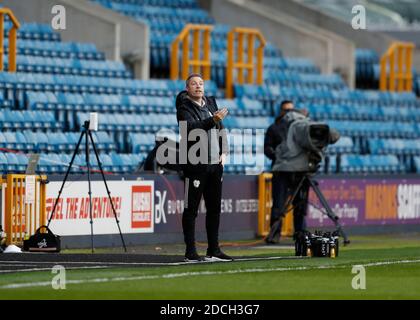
[88,130,127,252]
[47,130,85,227]
[308,178,350,244]
[85,131,94,253]
[266,175,306,243]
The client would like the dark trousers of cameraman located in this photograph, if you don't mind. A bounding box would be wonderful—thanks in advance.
[182,164,223,255]
[269,172,309,243]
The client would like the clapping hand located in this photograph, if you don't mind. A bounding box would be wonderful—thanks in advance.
[213,108,228,122]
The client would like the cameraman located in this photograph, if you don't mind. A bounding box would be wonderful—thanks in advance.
[264,101,309,244]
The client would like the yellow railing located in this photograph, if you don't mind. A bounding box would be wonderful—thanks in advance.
[258,173,293,237]
[4,174,47,246]
[226,27,266,99]
[258,173,272,237]
[380,41,415,92]
[281,203,294,237]
[0,8,20,73]
[170,24,213,81]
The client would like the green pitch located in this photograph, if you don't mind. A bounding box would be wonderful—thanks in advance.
[1,233,420,300]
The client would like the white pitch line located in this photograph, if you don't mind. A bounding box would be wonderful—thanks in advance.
[2,259,420,290]
[0,256,300,267]
[233,256,305,262]
[0,264,43,267]
[0,266,110,274]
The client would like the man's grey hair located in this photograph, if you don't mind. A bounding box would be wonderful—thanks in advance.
[185,73,204,87]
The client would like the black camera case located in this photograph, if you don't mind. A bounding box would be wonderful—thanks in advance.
[294,230,339,258]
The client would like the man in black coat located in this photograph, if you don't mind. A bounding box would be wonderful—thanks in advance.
[176,73,232,262]
[264,100,309,244]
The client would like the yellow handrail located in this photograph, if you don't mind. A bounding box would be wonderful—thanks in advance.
[258,173,272,237]
[379,41,415,92]
[258,173,293,237]
[4,174,47,246]
[0,8,20,73]
[170,24,213,81]
[226,27,266,99]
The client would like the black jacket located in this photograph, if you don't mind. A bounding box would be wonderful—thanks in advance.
[264,116,289,167]
[176,91,228,173]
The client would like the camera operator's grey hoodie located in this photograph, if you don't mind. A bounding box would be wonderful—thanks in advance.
[272,110,339,172]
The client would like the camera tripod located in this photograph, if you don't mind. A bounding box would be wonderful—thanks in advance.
[266,172,350,245]
[47,121,127,253]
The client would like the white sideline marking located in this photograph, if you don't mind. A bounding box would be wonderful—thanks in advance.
[1,259,420,290]
[0,266,109,274]
[0,256,301,268]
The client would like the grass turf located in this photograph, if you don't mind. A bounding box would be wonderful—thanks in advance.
[1,234,420,300]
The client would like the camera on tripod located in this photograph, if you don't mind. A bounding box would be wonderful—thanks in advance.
[266,109,350,246]
[272,109,340,173]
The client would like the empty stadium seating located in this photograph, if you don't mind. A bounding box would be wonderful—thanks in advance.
[4,21,60,41]
[355,49,379,89]
[338,154,405,174]
[1,0,419,176]
[4,38,105,60]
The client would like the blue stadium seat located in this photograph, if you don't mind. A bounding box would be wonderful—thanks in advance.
[16,153,29,172]
[0,153,7,171]
[129,133,156,153]
[110,152,130,173]
[1,132,21,150]
[340,155,361,173]
[238,98,267,116]
[47,132,69,152]
[327,136,357,154]
[4,153,21,172]
[92,131,117,152]
[96,154,114,172]
[0,132,7,149]
[414,157,420,173]
[34,132,49,151]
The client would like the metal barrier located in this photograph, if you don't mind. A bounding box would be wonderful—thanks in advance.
[3,174,47,246]
[170,24,213,81]
[258,173,293,237]
[226,27,266,99]
[0,8,20,72]
[380,42,415,92]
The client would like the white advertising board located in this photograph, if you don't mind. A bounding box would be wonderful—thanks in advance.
[46,180,154,236]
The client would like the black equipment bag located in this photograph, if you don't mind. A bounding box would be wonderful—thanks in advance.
[294,230,339,258]
[23,225,61,252]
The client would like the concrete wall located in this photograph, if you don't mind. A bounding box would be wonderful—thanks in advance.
[254,0,395,53]
[2,0,149,79]
[208,0,355,88]
[253,0,420,71]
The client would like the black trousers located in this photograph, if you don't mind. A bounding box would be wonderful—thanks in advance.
[270,172,309,241]
[182,164,223,254]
